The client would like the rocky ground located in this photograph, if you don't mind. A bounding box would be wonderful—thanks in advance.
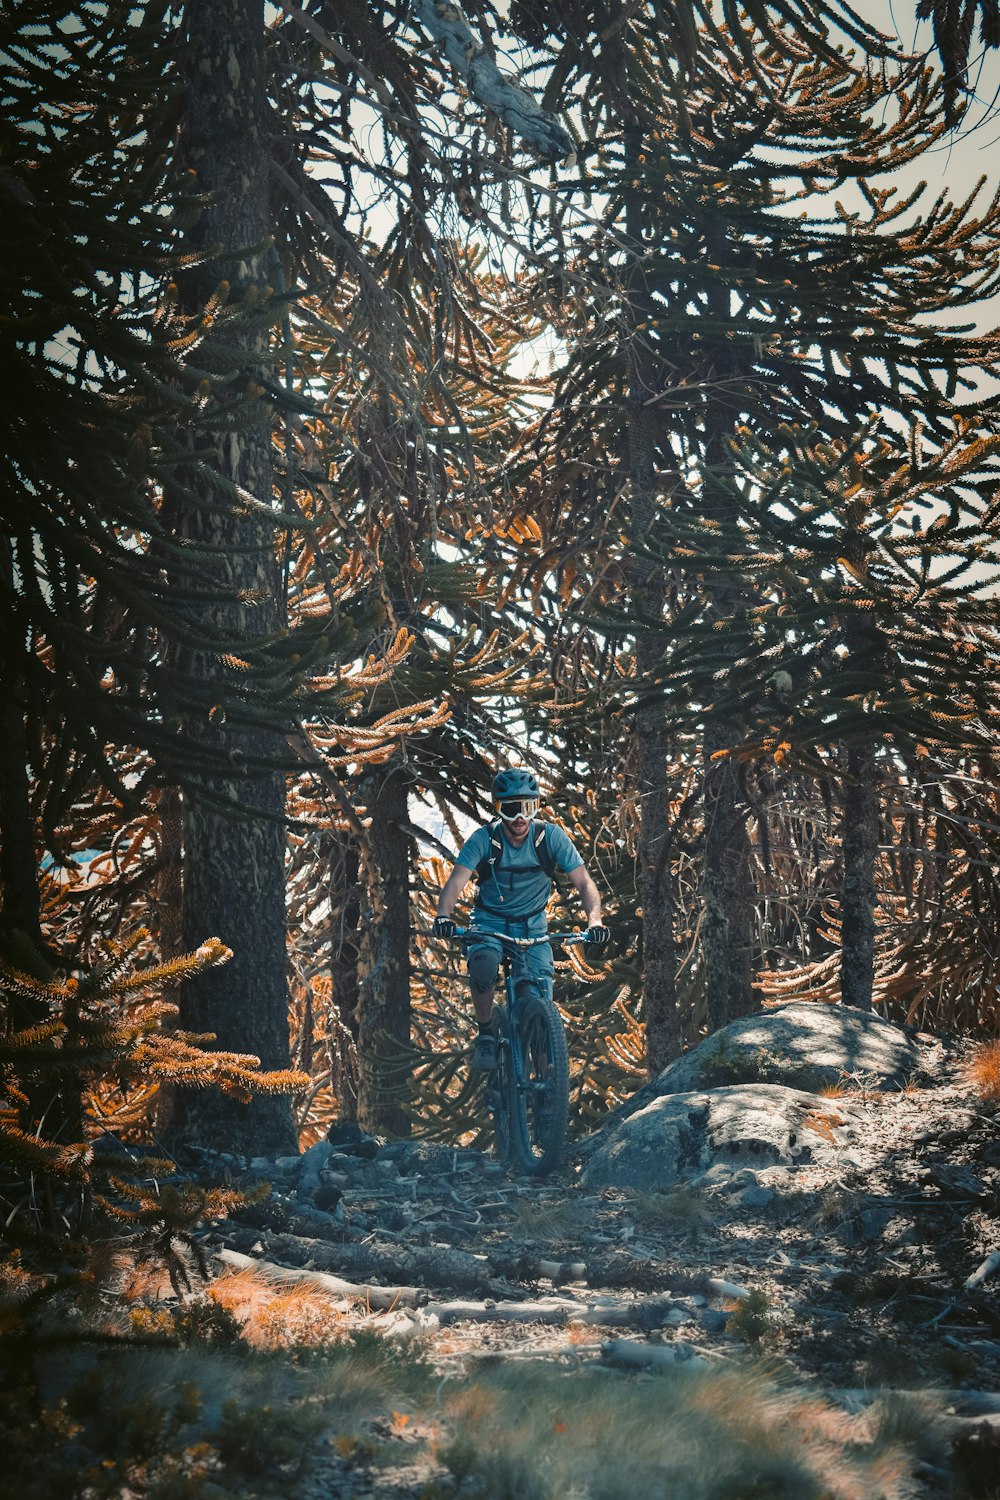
[170,1004,1000,1499]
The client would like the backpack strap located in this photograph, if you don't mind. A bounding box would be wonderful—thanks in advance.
[475,819,505,884]
[532,821,556,879]
[475,820,556,883]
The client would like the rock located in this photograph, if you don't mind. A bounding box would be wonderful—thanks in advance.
[298,1140,335,1196]
[614,1003,931,1126]
[380,1142,460,1174]
[311,1183,344,1214]
[582,1084,861,1192]
[300,1140,335,1172]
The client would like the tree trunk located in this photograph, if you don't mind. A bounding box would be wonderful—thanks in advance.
[0,698,42,957]
[356,757,412,1136]
[0,535,43,968]
[702,720,756,1032]
[329,832,361,1123]
[629,360,679,1070]
[167,0,295,1156]
[700,207,758,1035]
[622,122,680,1074]
[156,786,184,965]
[840,744,877,1011]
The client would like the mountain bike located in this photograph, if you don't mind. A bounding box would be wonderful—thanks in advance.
[452,928,591,1176]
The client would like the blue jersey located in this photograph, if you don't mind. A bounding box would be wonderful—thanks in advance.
[456,820,583,936]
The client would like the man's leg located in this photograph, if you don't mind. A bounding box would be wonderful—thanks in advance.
[467,939,502,1068]
[471,986,495,1025]
[517,940,554,1005]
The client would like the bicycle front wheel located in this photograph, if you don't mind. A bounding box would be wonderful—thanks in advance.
[484,1004,514,1165]
[509,994,569,1175]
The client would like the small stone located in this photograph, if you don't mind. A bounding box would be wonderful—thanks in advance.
[737,1184,775,1209]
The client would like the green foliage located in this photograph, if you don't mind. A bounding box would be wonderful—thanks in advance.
[725,1290,774,1345]
[0,930,308,1423]
[215,1397,324,1476]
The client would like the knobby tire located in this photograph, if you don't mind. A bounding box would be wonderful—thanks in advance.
[509,993,569,1176]
[488,1004,514,1165]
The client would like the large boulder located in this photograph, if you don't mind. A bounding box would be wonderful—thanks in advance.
[582,1082,864,1192]
[579,1002,945,1194]
[613,1002,935,1128]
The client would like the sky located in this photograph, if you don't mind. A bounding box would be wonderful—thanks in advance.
[874,0,1000,203]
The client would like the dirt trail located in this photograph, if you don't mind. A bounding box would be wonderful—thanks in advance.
[192,1047,1000,1497]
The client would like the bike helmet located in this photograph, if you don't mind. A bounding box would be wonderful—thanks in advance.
[491,767,540,802]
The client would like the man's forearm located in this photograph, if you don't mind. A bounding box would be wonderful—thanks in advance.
[437,865,471,918]
[576,870,602,925]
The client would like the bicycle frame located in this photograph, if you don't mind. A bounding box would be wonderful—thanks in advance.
[452,927,589,1173]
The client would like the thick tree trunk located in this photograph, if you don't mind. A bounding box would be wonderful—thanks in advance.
[840,744,877,1011]
[156,786,184,965]
[0,536,43,965]
[622,124,680,1074]
[0,699,42,955]
[702,721,756,1032]
[356,758,412,1136]
[329,833,361,1123]
[635,690,680,1072]
[700,207,758,1035]
[168,0,296,1156]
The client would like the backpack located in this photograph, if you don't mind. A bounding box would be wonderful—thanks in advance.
[474,819,558,916]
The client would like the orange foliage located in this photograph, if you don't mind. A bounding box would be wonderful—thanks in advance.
[966,1040,1000,1101]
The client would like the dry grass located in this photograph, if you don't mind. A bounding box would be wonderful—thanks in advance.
[966,1038,1000,1101]
[432,1360,943,1500]
[634,1187,715,1240]
[510,1197,595,1242]
[16,1288,957,1500]
[208,1266,348,1349]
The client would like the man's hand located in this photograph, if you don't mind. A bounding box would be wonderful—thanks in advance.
[586,924,610,947]
[433,915,456,939]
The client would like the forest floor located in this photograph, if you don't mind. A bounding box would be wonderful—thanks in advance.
[31,1038,1000,1500]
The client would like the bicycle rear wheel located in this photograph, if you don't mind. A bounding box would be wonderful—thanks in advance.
[509,994,569,1175]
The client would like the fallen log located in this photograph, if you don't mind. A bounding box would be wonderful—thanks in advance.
[419,1293,676,1328]
[214,1248,427,1310]
[965,1251,1000,1292]
[421,1296,584,1326]
[827,1388,1000,1417]
[600,1339,708,1371]
[487,1252,588,1285]
[707,1277,752,1302]
[214,1227,512,1298]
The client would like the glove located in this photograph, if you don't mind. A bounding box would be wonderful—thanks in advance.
[433,915,456,939]
[586,924,610,947]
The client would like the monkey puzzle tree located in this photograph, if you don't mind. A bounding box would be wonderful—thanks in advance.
[506,4,1000,1062]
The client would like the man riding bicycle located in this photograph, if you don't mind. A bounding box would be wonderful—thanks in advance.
[432,767,609,1069]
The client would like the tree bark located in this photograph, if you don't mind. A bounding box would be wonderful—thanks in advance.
[700,206,758,1035]
[0,536,43,964]
[168,0,296,1156]
[622,122,680,1074]
[356,757,412,1136]
[0,698,42,955]
[840,743,876,1011]
[329,830,361,1123]
[702,720,756,1032]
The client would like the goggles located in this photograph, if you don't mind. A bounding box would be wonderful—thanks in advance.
[497,798,539,822]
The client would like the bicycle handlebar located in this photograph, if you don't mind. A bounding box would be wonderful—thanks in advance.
[447,927,594,947]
